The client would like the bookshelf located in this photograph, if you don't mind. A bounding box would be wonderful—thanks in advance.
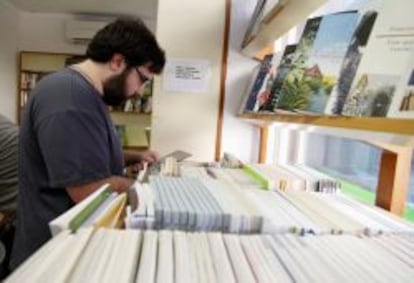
[17,51,83,123]
[109,81,153,150]
[237,1,414,217]
[110,111,151,150]
[19,70,50,113]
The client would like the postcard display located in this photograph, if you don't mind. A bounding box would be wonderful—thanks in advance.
[241,0,414,119]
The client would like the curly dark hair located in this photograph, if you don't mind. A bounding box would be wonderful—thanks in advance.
[86,17,165,74]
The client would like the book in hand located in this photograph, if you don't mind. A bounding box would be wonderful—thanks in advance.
[150,150,192,175]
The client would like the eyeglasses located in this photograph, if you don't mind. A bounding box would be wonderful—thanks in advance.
[135,67,152,86]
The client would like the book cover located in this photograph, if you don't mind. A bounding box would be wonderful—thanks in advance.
[342,0,414,117]
[243,54,280,112]
[303,11,359,113]
[275,16,322,111]
[325,10,378,115]
[277,11,360,114]
[260,44,297,112]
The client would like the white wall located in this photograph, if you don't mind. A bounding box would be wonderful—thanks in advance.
[17,12,156,53]
[220,0,260,163]
[152,0,226,161]
[18,11,86,54]
[0,1,19,122]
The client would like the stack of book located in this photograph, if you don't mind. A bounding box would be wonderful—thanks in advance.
[6,228,414,283]
[238,164,341,192]
[126,172,414,235]
[46,166,414,236]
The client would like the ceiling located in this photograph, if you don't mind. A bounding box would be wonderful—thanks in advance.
[5,0,157,20]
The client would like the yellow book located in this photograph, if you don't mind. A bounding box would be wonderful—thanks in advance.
[94,193,127,229]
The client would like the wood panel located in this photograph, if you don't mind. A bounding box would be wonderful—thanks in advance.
[239,113,414,136]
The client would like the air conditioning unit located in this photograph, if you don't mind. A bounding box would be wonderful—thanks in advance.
[65,20,109,44]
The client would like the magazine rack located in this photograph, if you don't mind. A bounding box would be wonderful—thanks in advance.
[238,0,414,216]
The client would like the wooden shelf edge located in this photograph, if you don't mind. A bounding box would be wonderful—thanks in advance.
[238,113,414,136]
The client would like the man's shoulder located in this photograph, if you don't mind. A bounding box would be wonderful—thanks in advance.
[36,68,87,91]
[27,68,104,124]
[31,68,100,108]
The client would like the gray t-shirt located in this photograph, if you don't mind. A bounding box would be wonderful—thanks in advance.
[0,114,18,212]
[10,68,124,269]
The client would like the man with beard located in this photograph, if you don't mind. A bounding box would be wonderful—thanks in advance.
[10,17,165,270]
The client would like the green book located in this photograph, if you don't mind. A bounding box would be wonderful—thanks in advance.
[68,188,112,233]
[242,165,270,190]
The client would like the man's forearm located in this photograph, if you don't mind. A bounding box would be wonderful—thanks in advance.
[123,150,141,166]
[66,175,134,203]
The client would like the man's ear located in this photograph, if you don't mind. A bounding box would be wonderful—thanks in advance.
[109,53,127,72]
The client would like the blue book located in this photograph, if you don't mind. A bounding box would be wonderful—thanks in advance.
[243,54,275,112]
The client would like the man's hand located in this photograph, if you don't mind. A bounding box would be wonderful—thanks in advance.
[137,150,158,164]
[124,149,159,173]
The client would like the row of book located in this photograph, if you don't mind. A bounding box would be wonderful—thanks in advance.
[215,164,341,192]
[240,0,414,118]
[6,228,414,283]
[126,167,414,235]
[47,163,414,236]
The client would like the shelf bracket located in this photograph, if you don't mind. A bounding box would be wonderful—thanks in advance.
[258,123,271,163]
[375,146,413,216]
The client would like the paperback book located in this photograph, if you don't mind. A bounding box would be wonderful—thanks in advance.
[276,11,360,114]
[342,0,414,117]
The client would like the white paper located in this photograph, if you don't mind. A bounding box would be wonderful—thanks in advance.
[163,58,211,93]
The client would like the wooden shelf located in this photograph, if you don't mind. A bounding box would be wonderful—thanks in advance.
[239,113,414,136]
